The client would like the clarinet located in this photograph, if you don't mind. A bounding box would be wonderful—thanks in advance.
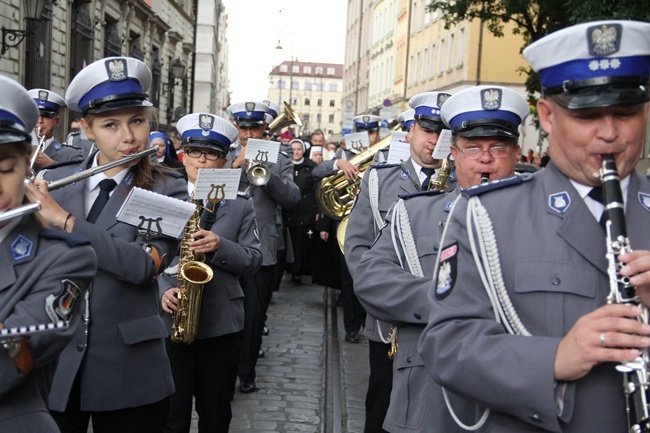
[600,154,650,433]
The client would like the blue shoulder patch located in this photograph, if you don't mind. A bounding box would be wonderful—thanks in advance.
[399,190,445,200]
[371,162,400,169]
[463,174,532,198]
[39,228,91,247]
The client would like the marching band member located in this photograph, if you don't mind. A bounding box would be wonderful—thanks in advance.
[28,88,83,168]
[0,76,97,432]
[160,113,262,433]
[354,86,526,432]
[227,101,299,393]
[30,57,188,433]
[420,20,650,432]
[344,93,450,433]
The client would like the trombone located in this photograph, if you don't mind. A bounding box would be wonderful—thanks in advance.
[27,126,46,183]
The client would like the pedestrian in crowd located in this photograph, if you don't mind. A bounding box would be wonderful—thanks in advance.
[540,150,550,167]
[311,129,326,148]
[420,20,650,432]
[326,141,338,153]
[169,131,183,162]
[228,100,300,394]
[33,56,188,433]
[159,113,262,433]
[284,138,318,284]
[345,93,450,433]
[312,114,382,347]
[149,131,184,172]
[310,146,323,164]
[355,85,527,433]
[28,88,83,169]
[0,75,97,433]
[66,116,94,158]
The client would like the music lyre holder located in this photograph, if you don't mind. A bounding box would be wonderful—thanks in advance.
[137,216,163,252]
[202,183,226,214]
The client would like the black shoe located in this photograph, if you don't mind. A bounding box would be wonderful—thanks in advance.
[262,325,269,336]
[345,331,359,343]
[239,381,259,393]
[258,348,265,358]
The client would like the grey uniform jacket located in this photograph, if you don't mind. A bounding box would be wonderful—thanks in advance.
[355,188,461,433]
[420,162,650,432]
[228,144,300,266]
[44,155,188,411]
[344,159,424,342]
[159,194,263,339]
[0,215,97,432]
[44,138,83,165]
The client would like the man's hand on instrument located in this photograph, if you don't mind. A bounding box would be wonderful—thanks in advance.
[554,303,650,381]
[620,250,650,307]
[231,150,247,169]
[191,228,220,253]
[337,160,359,181]
[162,288,180,314]
[34,152,55,168]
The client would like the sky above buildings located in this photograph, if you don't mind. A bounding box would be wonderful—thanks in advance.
[223,0,347,102]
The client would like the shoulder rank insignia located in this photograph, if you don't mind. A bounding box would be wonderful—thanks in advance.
[638,192,650,213]
[399,168,410,179]
[10,235,35,262]
[435,242,458,300]
[548,191,571,214]
[45,279,82,322]
[237,191,251,199]
[463,174,530,197]
[371,162,400,169]
[399,190,444,200]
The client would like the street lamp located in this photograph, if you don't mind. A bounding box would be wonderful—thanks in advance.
[1,0,46,58]
[165,58,187,124]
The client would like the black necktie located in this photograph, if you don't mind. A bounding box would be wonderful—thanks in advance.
[587,187,607,231]
[421,168,435,190]
[87,179,117,223]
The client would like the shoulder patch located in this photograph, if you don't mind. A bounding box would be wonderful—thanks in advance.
[435,242,458,300]
[45,279,83,322]
[39,228,91,247]
[463,174,532,198]
[399,190,445,200]
[237,191,251,199]
[371,162,400,169]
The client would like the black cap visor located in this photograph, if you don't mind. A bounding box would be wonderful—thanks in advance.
[235,119,265,128]
[0,121,32,145]
[453,119,520,139]
[83,92,152,114]
[183,139,229,155]
[415,117,445,132]
[550,84,650,110]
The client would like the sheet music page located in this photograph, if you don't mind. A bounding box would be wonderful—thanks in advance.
[391,131,408,143]
[386,140,411,164]
[245,139,280,164]
[194,168,241,200]
[116,187,196,239]
[343,131,370,155]
[432,129,453,159]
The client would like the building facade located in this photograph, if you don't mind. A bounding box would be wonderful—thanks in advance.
[0,0,230,140]
[267,60,343,139]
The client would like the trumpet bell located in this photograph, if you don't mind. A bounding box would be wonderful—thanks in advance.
[269,101,302,134]
[248,162,271,186]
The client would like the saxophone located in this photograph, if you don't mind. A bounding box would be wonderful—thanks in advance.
[171,195,214,344]
[600,154,650,433]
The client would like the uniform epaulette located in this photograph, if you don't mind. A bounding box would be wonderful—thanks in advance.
[463,173,533,197]
[61,143,82,151]
[39,228,91,247]
[399,189,445,200]
[370,162,400,169]
[237,191,251,199]
[279,150,290,158]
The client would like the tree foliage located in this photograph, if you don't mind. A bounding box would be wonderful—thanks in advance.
[426,0,650,94]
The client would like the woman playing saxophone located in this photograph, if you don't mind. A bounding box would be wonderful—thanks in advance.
[159,113,262,433]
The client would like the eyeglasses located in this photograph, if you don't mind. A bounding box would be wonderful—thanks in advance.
[184,148,224,161]
[454,144,514,159]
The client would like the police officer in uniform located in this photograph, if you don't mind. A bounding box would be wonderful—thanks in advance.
[344,93,450,433]
[355,86,527,433]
[227,101,300,393]
[420,20,650,432]
[32,57,188,433]
[0,75,97,433]
[159,113,263,433]
[27,88,83,168]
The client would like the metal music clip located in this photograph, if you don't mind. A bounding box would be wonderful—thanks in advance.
[204,183,226,213]
[137,216,163,252]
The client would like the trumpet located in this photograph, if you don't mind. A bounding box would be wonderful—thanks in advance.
[0,202,41,225]
[247,161,271,186]
[27,127,46,183]
[44,147,157,191]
